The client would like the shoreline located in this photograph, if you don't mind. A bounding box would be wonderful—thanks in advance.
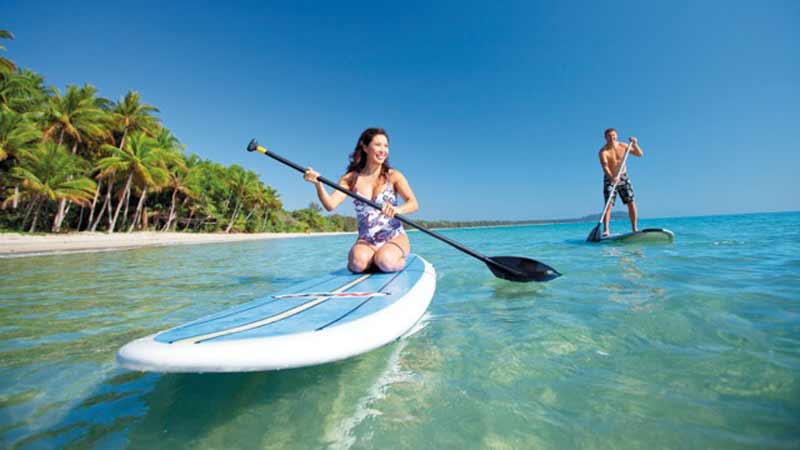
[0,231,354,258]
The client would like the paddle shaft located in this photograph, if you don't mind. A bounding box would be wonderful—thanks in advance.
[596,141,634,226]
[250,143,518,273]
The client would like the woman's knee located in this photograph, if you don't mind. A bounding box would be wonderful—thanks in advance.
[373,249,405,273]
[349,247,374,273]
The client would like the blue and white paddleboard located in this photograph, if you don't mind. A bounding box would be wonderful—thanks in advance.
[598,227,675,243]
[117,255,436,372]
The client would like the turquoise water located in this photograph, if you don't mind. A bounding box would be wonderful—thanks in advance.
[1,212,798,449]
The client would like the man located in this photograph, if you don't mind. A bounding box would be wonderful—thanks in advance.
[598,128,643,237]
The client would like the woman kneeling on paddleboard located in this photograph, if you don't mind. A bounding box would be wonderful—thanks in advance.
[303,128,418,273]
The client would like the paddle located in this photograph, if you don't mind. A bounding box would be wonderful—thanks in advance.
[247,139,561,282]
[587,140,634,242]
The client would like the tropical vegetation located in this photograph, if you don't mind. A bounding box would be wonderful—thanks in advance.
[0,30,594,235]
[0,30,357,234]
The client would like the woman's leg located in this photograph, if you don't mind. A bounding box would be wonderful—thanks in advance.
[348,240,377,273]
[373,233,410,273]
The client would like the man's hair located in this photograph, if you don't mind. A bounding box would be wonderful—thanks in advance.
[604,128,616,138]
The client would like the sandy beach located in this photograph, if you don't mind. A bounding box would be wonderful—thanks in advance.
[0,231,353,257]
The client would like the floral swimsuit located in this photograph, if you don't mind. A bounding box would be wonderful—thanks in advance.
[354,183,405,247]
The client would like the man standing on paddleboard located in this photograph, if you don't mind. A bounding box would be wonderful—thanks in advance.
[598,128,643,237]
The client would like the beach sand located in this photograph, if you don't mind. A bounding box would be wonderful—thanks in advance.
[0,231,353,257]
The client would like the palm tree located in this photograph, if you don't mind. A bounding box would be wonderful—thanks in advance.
[111,91,159,148]
[41,84,110,231]
[90,92,159,232]
[42,85,109,151]
[127,128,182,231]
[0,109,40,162]
[0,30,15,74]
[0,69,48,113]
[224,165,259,233]
[161,153,202,231]
[96,132,175,232]
[260,186,282,231]
[291,203,327,232]
[0,109,41,209]
[176,156,214,231]
[3,142,95,232]
[240,181,268,231]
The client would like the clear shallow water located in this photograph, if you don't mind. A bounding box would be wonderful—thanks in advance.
[1,212,798,449]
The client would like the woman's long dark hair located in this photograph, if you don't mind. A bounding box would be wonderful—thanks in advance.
[346,128,392,192]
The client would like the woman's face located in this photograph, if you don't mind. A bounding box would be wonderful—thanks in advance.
[364,134,389,166]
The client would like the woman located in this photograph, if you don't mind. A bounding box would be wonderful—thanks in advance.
[303,128,418,273]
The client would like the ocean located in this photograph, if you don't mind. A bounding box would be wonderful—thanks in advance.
[1,211,798,449]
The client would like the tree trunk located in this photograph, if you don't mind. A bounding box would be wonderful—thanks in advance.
[128,187,147,232]
[52,200,65,232]
[98,128,128,233]
[87,179,102,229]
[22,197,36,228]
[52,199,72,232]
[106,186,113,229]
[122,185,131,229]
[52,200,75,232]
[225,200,242,233]
[182,209,196,231]
[243,207,256,227]
[91,181,112,231]
[29,198,42,233]
[162,189,178,231]
[109,173,132,233]
[76,206,85,231]
[12,185,19,209]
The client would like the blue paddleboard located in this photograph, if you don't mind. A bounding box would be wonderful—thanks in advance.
[598,227,675,243]
[117,255,436,372]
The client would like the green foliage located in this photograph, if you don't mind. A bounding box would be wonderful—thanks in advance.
[41,84,110,150]
[0,69,48,113]
[8,141,94,202]
[0,30,15,74]
[0,108,40,161]
[0,53,362,234]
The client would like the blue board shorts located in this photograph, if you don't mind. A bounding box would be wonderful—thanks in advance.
[603,175,635,205]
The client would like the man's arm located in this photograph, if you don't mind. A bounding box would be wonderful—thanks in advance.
[599,151,615,179]
[629,137,644,157]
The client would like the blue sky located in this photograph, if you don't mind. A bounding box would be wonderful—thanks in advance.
[5,0,798,220]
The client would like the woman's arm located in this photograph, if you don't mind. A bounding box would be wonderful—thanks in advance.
[304,168,350,211]
[391,170,418,215]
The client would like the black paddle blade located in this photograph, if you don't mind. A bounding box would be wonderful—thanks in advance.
[487,256,561,282]
[247,139,259,152]
[586,223,602,242]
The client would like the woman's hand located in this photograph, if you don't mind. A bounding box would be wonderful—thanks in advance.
[304,167,320,184]
[382,203,399,218]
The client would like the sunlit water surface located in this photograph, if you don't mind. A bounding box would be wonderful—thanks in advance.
[1,212,798,449]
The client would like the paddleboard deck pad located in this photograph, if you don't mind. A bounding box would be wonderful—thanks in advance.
[593,227,675,243]
[117,255,436,372]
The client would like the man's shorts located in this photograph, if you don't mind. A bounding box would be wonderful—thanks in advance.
[603,175,635,205]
